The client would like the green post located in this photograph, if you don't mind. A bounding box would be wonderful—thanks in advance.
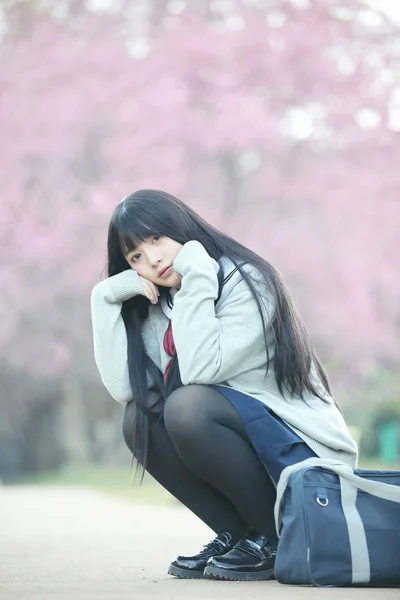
[378,421,399,465]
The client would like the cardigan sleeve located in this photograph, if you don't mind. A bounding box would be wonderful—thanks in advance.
[90,270,153,404]
[171,241,275,385]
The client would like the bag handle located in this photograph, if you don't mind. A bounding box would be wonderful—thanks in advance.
[274,457,400,533]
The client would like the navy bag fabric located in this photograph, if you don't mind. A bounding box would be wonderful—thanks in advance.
[274,461,400,587]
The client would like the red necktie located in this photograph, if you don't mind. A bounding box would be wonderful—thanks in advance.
[163,320,175,383]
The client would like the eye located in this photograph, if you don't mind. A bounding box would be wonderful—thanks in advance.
[153,235,161,243]
[131,253,141,263]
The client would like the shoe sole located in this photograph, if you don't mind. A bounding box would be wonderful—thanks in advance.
[204,565,275,581]
[167,564,204,579]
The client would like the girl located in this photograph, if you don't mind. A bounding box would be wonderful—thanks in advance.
[90,189,357,581]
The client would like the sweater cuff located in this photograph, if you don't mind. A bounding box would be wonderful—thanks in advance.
[107,270,144,302]
[173,240,219,277]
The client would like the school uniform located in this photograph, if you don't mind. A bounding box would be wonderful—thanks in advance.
[91,240,358,479]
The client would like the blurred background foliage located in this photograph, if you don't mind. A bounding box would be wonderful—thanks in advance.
[1,0,399,488]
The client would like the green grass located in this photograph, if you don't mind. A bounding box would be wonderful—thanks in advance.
[14,465,176,505]
[13,458,399,505]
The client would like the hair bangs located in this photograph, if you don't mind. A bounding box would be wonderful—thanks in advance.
[118,219,157,256]
[114,209,165,257]
[114,194,187,256]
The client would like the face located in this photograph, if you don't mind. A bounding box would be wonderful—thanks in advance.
[125,235,183,288]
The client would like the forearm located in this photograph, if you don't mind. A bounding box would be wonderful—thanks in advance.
[90,271,144,403]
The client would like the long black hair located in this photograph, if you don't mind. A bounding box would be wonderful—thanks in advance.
[107,189,333,473]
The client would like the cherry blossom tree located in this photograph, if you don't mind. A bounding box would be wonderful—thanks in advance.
[1,0,399,409]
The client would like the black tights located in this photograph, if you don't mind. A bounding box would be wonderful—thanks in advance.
[122,384,278,545]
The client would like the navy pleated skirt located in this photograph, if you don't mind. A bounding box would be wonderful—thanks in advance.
[212,385,316,483]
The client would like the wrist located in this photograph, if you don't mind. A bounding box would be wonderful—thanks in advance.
[173,241,219,277]
[106,270,144,302]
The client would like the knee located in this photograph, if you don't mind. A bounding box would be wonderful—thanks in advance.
[163,385,208,442]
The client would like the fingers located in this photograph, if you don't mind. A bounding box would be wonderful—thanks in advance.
[150,285,160,304]
[139,278,159,304]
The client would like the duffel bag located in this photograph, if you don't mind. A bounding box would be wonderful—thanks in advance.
[274,457,400,586]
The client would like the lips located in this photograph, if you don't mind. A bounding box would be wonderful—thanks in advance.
[159,265,172,277]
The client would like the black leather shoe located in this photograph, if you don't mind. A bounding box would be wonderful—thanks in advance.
[168,532,235,579]
[204,532,277,581]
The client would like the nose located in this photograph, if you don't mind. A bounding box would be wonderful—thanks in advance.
[147,247,162,267]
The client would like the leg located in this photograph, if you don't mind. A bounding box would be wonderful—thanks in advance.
[163,385,279,545]
[122,400,247,540]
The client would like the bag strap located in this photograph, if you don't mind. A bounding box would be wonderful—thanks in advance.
[339,476,370,583]
[274,457,400,533]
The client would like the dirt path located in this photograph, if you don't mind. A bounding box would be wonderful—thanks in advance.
[0,485,397,599]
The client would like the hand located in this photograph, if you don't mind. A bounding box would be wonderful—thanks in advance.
[139,276,160,304]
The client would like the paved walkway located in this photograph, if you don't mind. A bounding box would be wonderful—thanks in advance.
[0,485,397,599]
